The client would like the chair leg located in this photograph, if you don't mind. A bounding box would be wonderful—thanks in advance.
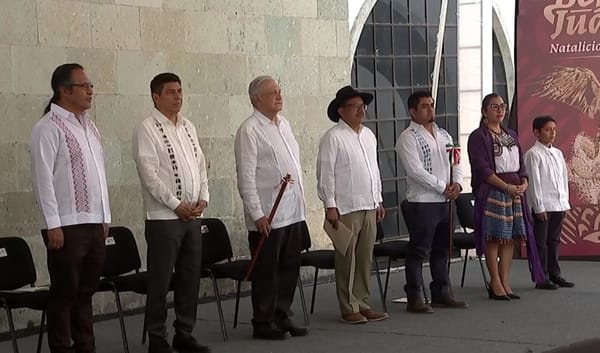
[113,289,130,353]
[211,276,228,341]
[374,257,387,313]
[461,250,468,287]
[36,310,46,353]
[233,281,241,329]
[3,305,19,353]
[310,268,319,314]
[383,257,392,301]
[296,277,309,326]
[478,255,489,289]
[141,297,148,345]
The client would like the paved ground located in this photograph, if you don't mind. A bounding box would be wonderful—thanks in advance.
[2,259,599,353]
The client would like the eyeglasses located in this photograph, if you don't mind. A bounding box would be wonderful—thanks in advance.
[343,103,368,112]
[488,103,507,111]
[69,82,94,90]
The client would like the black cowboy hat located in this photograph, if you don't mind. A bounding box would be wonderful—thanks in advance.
[327,85,374,122]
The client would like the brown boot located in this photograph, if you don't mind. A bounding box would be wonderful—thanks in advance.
[406,300,434,313]
[340,312,368,324]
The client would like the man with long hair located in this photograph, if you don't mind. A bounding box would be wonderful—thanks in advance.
[30,63,110,353]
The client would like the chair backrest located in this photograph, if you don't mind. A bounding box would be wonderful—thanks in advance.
[200,218,234,265]
[103,227,142,277]
[0,237,37,290]
[376,221,385,242]
[300,221,312,251]
[455,193,475,230]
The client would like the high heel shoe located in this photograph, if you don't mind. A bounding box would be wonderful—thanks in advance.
[487,286,511,301]
[506,293,520,299]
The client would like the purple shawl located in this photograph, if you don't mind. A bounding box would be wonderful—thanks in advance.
[467,124,545,283]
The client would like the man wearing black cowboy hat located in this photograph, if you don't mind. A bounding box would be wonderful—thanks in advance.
[317,86,389,324]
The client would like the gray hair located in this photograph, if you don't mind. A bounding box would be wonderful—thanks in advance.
[248,75,274,98]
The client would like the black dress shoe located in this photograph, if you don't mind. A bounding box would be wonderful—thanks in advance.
[536,281,559,290]
[253,326,288,340]
[551,277,575,288]
[430,297,469,308]
[276,318,308,336]
[506,293,520,299]
[148,336,174,353]
[487,288,511,301]
[172,334,211,353]
[281,324,308,337]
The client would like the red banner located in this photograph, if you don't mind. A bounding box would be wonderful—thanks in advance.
[517,0,600,257]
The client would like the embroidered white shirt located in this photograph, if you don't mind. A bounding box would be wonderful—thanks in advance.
[395,121,463,202]
[316,120,383,215]
[524,141,570,213]
[234,110,306,231]
[30,103,111,229]
[495,147,520,173]
[133,108,209,220]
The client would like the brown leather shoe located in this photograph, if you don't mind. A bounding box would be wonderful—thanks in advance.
[431,297,469,309]
[406,300,434,313]
[340,312,368,324]
[359,309,390,322]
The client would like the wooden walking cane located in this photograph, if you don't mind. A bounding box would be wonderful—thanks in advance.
[244,174,293,281]
[446,144,461,273]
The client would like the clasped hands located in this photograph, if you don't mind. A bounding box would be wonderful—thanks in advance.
[443,183,461,200]
[506,180,528,198]
[174,200,208,221]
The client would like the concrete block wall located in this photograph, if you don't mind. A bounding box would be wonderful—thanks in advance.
[0,0,350,332]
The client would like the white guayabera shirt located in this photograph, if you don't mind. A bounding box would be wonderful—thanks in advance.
[234,110,306,231]
[524,141,570,214]
[396,121,463,203]
[133,108,209,220]
[30,103,111,229]
[316,120,383,216]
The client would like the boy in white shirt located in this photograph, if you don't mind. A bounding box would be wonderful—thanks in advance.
[524,116,574,290]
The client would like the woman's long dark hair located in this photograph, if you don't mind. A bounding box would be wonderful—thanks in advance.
[43,63,84,115]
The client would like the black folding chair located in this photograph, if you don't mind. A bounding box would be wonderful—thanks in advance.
[98,226,169,352]
[199,218,250,341]
[453,193,488,287]
[298,228,334,317]
[0,237,49,353]
[372,221,411,312]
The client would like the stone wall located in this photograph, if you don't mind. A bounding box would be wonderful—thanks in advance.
[0,0,350,332]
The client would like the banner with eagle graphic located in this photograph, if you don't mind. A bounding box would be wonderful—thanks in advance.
[516,0,600,257]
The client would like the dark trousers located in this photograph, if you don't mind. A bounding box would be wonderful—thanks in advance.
[248,221,304,328]
[144,219,203,340]
[533,211,565,281]
[42,224,106,353]
[403,202,451,302]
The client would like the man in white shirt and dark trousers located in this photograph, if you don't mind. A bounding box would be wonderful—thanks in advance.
[395,91,468,313]
[234,75,309,340]
[30,63,111,353]
[133,73,210,353]
[524,116,574,290]
[317,86,389,324]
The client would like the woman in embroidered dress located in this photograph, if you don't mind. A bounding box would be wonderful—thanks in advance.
[467,93,544,300]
